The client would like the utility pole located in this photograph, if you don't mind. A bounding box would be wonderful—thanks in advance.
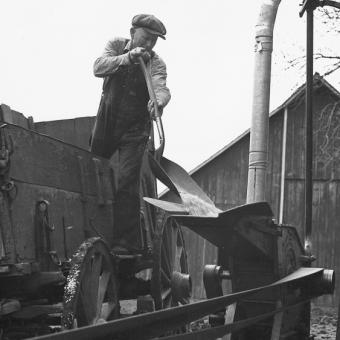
[299,0,340,256]
[299,1,340,337]
[299,0,318,258]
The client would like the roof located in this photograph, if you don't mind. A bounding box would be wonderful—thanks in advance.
[188,73,340,176]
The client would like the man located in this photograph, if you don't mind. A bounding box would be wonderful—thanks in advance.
[90,14,171,254]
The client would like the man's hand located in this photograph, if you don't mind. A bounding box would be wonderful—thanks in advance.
[129,47,150,64]
[148,99,163,120]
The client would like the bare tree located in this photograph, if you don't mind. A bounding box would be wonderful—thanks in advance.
[286,6,340,77]
[315,7,340,76]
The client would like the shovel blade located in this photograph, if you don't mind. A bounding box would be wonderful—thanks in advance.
[148,154,220,217]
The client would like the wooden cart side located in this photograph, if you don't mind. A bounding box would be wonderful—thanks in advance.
[0,123,115,269]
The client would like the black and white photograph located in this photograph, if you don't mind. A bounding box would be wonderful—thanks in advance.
[0,1,340,339]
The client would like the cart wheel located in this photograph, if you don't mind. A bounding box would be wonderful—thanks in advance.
[62,237,119,329]
[151,211,191,311]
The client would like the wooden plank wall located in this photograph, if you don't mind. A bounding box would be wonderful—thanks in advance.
[0,122,115,266]
[34,117,95,151]
[283,85,340,306]
[0,104,34,129]
[186,84,340,305]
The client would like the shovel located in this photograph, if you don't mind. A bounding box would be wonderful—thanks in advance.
[138,57,221,217]
[138,57,165,162]
[138,58,270,224]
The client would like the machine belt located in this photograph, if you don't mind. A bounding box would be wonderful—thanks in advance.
[157,298,309,339]
[31,267,327,340]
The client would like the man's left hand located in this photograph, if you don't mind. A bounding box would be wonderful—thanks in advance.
[148,100,163,120]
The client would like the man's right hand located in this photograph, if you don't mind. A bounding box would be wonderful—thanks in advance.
[129,47,150,64]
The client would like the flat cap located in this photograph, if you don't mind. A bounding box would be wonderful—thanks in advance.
[132,14,166,40]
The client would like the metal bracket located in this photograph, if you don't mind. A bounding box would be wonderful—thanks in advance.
[49,250,61,266]
[77,156,91,238]
[93,158,105,206]
[319,0,340,8]
[299,0,340,17]
[255,40,273,53]
[299,0,320,17]
[34,200,56,270]
[0,125,15,196]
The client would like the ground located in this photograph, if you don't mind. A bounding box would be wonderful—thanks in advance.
[311,304,338,340]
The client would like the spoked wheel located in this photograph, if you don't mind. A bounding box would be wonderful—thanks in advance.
[62,237,119,329]
[151,211,191,311]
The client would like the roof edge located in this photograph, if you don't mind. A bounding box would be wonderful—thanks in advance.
[189,73,340,176]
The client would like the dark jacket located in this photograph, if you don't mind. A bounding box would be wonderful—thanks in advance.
[90,37,170,158]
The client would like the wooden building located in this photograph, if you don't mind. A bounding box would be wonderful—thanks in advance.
[1,73,339,306]
[162,73,340,305]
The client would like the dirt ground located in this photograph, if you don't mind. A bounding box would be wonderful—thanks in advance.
[311,304,338,340]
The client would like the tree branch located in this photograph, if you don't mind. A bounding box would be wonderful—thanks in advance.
[323,61,340,76]
[314,53,340,60]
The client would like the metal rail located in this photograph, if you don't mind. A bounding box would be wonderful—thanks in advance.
[305,0,316,257]
[30,267,334,340]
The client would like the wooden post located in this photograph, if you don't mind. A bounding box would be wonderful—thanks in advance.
[271,300,283,340]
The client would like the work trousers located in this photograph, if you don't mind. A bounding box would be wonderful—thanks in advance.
[113,129,149,251]
[91,62,150,251]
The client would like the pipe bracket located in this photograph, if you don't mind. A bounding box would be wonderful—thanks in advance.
[255,41,273,53]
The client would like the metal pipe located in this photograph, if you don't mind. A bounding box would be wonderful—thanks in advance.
[305,7,314,256]
[279,107,288,224]
[246,0,281,203]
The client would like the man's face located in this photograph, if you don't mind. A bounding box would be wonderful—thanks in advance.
[131,28,158,52]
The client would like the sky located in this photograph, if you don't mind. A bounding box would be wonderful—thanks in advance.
[1,0,339,172]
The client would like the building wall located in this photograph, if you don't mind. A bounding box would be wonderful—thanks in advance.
[283,85,340,306]
[184,84,340,305]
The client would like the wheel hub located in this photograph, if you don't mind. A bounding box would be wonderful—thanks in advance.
[171,271,192,304]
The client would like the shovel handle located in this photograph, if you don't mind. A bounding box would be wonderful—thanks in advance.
[138,57,165,160]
